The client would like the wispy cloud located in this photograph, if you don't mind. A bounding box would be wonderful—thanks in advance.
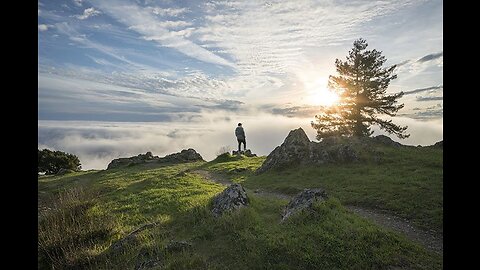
[395,51,443,76]
[147,7,188,17]
[416,96,443,102]
[265,104,324,118]
[417,51,443,63]
[403,85,443,95]
[73,0,83,7]
[196,0,419,77]
[89,0,235,68]
[399,104,443,120]
[402,84,443,103]
[54,22,163,71]
[38,24,50,31]
[75,7,102,20]
[395,60,411,67]
[38,71,261,123]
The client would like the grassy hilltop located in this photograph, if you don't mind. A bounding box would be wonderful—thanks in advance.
[38,142,443,269]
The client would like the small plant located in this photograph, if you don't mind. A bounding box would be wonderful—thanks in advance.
[215,145,232,156]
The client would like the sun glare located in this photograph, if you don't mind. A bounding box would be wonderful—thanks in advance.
[313,89,340,107]
[306,77,340,107]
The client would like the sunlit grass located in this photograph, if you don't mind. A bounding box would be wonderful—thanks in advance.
[38,146,442,269]
[201,146,443,234]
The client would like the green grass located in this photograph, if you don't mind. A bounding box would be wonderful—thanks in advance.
[38,147,442,269]
[199,154,266,183]
[201,147,443,234]
[161,197,441,270]
[38,187,117,269]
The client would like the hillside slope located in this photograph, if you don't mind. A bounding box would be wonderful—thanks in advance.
[38,140,442,269]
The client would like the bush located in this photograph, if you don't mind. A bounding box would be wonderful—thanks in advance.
[215,145,232,156]
[38,148,81,175]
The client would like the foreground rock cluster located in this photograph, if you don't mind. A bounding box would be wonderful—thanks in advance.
[211,183,327,222]
[107,149,203,169]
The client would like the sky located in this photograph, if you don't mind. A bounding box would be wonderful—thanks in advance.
[38,0,443,170]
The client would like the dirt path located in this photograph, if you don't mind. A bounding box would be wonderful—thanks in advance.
[192,169,233,186]
[346,206,442,254]
[192,169,442,254]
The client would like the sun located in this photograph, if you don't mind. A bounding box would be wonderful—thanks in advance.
[312,88,340,107]
[306,77,340,107]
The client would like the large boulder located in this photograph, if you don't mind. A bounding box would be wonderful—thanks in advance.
[256,128,359,173]
[107,149,204,170]
[281,189,328,222]
[211,184,249,217]
[257,128,311,173]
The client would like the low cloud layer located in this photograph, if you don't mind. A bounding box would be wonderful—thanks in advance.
[39,114,443,170]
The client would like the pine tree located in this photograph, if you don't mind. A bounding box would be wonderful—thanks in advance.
[311,38,409,140]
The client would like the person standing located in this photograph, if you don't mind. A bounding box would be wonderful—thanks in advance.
[235,123,246,152]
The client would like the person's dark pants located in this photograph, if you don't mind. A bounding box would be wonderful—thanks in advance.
[237,138,246,151]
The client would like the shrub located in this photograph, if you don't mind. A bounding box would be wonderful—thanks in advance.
[38,148,81,175]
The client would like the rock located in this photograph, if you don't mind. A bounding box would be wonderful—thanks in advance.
[232,149,257,157]
[107,152,160,169]
[165,240,192,252]
[211,184,249,217]
[107,149,204,170]
[433,140,443,148]
[244,149,257,157]
[257,128,359,173]
[233,167,247,173]
[332,144,358,162]
[161,148,204,163]
[56,168,74,175]
[134,259,162,270]
[257,128,311,173]
[110,234,138,252]
[281,189,328,222]
[371,135,403,147]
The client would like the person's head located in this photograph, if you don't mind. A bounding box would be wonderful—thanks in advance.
[238,123,242,126]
